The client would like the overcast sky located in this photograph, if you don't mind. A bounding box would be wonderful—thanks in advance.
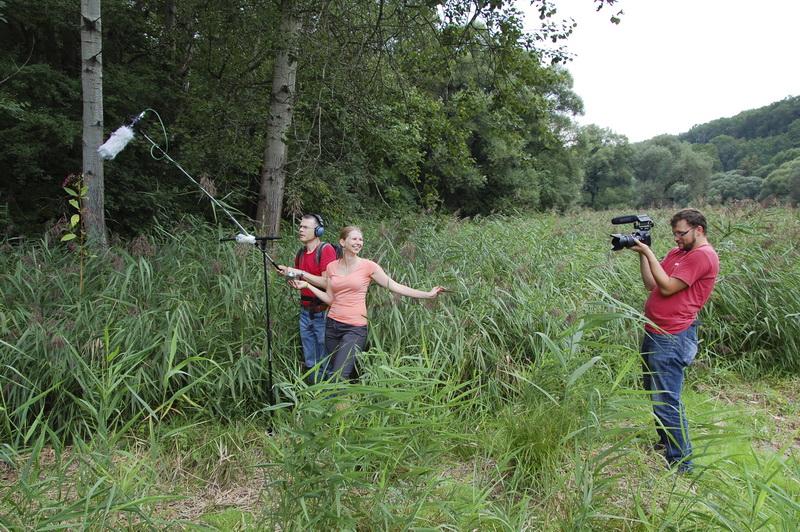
[522,0,800,142]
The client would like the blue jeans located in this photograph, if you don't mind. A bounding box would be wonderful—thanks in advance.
[641,325,698,468]
[299,307,329,383]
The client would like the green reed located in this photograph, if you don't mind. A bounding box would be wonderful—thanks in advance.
[1,206,799,529]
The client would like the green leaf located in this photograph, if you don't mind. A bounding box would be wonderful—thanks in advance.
[61,233,77,241]
[565,356,602,389]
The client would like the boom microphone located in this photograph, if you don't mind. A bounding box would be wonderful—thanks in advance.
[611,215,642,225]
[219,235,284,243]
[101,108,283,271]
[97,111,146,160]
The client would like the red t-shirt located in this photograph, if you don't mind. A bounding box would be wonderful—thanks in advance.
[644,244,719,334]
[325,259,380,327]
[296,243,337,306]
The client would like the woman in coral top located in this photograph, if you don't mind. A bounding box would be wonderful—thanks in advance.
[292,225,445,381]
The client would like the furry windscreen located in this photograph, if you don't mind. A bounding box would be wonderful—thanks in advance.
[98,125,135,160]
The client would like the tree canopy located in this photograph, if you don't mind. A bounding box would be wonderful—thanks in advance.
[3,0,797,241]
[2,0,617,237]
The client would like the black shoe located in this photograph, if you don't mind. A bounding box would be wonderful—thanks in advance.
[645,442,666,453]
[669,461,695,475]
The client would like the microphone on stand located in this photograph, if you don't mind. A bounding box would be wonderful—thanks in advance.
[98,110,147,160]
[219,235,283,243]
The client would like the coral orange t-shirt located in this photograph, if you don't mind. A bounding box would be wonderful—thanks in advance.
[325,259,380,327]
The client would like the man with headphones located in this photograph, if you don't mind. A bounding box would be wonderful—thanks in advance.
[278,214,338,383]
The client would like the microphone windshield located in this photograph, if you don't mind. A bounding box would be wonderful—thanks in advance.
[98,125,135,160]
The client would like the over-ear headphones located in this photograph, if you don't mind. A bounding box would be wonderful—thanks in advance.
[311,214,325,237]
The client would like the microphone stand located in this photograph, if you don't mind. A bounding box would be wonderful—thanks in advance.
[220,235,282,413]
[259,238,278,415]
[139,128,284,415]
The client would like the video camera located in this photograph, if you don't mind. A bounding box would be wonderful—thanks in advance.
[610,214,653,251]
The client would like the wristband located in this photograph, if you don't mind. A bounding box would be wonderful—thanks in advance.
[304,281,310,289]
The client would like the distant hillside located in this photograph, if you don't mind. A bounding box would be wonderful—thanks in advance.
[674,96,800,173]
[679,95,800,144]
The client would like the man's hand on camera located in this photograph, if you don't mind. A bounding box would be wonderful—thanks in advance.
[629,237,651,254]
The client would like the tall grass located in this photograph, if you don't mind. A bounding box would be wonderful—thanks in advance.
[1,206,799,529]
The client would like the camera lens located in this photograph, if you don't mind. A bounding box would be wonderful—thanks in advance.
[610,231,650,251]
[610,233,637,251]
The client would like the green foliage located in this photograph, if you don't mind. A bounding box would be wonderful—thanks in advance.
[759,157,800,204]
[703,206,800,374]
[710,134,745,171]
[0,0,194,236]
[681,95,800,145]
[774,159,800,205]
[2,0,798,239]
[628,135,714,207]
[572,111,800,211]
[0,59,81,232]
[2,207,800,528]
[261,371,483,529]
[1,0,593,237]
[59,174,86,243]
[622,96,799,210]
[578,124,634,209]
[673,97,800,201]
[707,170,763,204]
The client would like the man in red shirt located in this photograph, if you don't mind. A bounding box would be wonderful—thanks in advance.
[628,208,719,474]
[278,214,337,383]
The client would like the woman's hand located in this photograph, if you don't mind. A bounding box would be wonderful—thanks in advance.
[427,286,447,299]
[288,279,309,291]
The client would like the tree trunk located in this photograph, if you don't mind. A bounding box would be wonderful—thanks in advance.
[81,0,108,249]
[256,17,301,237]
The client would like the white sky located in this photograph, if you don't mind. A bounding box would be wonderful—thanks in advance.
[522,0,800,142]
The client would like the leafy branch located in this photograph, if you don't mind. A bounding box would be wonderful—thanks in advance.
[61,173,89,293]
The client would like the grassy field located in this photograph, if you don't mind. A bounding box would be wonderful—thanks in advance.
[2,204,800,530]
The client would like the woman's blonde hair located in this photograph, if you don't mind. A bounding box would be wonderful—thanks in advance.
[339,225,362,242]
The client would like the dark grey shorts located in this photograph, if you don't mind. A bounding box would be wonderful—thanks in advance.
[325,318,368,381]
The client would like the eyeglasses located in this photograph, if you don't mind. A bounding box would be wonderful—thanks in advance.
[671,227,696,238]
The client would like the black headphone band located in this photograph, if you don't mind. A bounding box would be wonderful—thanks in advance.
[311,213,325,228]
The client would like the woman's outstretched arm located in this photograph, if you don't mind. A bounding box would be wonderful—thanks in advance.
[371,266,446,299]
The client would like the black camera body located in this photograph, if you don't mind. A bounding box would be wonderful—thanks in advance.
[610,214,653,251]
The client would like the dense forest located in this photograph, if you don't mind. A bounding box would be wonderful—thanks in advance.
[1,0,798,241]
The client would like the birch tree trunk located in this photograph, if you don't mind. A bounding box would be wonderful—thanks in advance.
[81,0,108,249]
[256,17,301,237]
